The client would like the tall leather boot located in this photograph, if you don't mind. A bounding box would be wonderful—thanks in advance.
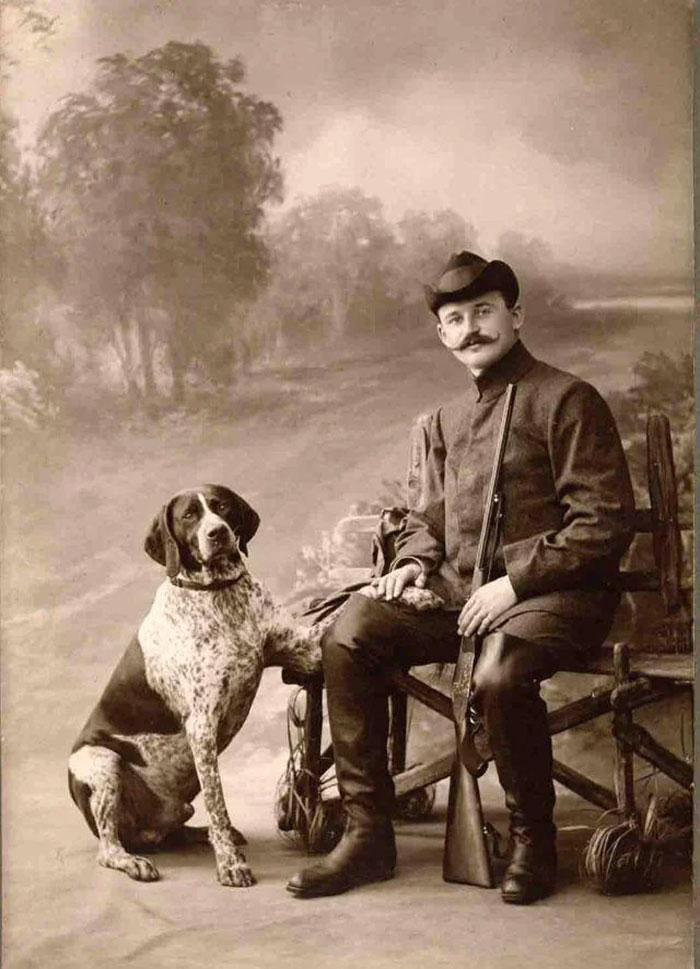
[473,631,558,905]
[286,635,396,898]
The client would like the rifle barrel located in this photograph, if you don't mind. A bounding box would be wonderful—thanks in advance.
[473,383,517,572]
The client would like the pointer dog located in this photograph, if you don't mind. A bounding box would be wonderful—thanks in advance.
[68,485,326,888]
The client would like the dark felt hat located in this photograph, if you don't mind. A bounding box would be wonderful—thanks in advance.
[424,251,519,315]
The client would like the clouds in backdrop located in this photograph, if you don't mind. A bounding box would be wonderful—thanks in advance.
[4,0,692,277]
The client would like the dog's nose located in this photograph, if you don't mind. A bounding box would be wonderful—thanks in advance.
[207,524,228,541]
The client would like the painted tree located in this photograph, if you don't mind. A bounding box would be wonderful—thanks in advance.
[394,209,479,328]
[37,42,283,403]
[0,111,60,370]
[1,0,57,368]
[609,350,693,517]
[260,186,398,352]
[396,209,478,286]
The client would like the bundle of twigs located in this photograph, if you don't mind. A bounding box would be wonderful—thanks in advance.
[582,791,692,895]
[274,686,344,854]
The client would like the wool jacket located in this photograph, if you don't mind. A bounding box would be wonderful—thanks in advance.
[393,340,635,615]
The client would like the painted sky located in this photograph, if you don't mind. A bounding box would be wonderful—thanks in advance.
[4,0,693,279]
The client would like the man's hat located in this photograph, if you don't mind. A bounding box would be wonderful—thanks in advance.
[424,251,519,315]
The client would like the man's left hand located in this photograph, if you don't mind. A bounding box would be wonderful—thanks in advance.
[457,575,518,637]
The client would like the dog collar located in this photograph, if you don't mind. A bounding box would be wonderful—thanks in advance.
[169,575,243,592]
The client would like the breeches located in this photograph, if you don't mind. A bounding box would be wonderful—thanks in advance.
[322,589,618,825]
[325,588,618,686]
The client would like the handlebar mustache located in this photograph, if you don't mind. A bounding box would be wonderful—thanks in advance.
[454,334,498,351]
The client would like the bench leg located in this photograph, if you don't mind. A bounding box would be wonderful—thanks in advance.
[299,679,324,816]
[612,643,637,821]
[612,721,693,790]
[389,691,408,775]
[582,643,671,894]
[277,680,342,853]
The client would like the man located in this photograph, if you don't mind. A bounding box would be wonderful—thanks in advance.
[287,251,635,904]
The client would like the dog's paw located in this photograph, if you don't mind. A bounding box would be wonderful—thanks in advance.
[397,587,444,611]
[125,855,161,882]
[217,856,256,888]
[357,584,444,612]
[99,848,160,882]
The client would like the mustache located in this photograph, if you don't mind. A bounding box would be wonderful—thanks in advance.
[454,333,498,351]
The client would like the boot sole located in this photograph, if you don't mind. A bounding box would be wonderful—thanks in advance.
[286,868,395,899]
[501,884,554,905]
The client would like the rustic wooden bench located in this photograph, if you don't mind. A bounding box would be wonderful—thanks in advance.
[278,412,693,882]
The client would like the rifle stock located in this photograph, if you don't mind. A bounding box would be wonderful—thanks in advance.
[442,383,517,886]
[442,726,494,886]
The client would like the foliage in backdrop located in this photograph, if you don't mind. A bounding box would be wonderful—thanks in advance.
[33,42,282,405]
[1,36,693,440]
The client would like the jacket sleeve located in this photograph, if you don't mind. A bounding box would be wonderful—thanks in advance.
[391,409,447,576]
[503,382,635,599]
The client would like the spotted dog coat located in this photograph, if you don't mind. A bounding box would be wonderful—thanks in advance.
[68,485,327,888]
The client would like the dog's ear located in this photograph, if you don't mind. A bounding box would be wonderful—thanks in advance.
[144,500,181,577]
[210,486,260,556]
[234,495,260,556]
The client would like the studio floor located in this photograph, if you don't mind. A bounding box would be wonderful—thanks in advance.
[2,753,692,969]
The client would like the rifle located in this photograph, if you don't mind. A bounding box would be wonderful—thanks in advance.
[442,382,517,886]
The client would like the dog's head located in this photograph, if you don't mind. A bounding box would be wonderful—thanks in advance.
[144,485,260,578]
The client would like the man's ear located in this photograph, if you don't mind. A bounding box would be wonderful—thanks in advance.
[435,319,449,348]
[511,303,524,333]
[144,500,181,577]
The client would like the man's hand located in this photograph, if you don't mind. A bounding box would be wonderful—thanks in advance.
[457,575,517,637]
[372,562,425,600]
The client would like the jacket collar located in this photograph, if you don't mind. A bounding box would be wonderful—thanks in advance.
[470,339,536,401]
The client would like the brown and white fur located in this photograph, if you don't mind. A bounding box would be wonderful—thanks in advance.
[67,485,328,888]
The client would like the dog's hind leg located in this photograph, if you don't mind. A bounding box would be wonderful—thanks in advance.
[93,782,161,881]
[69,746,160,882]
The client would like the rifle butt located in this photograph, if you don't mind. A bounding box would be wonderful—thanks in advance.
[442,750,494,887]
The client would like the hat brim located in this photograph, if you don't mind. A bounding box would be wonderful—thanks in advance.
[425,260,519,315]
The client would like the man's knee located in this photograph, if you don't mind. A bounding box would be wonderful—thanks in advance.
[472,657,526,705]
[472,632,550,707]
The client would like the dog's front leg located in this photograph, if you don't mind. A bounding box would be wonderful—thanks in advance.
[263,607,325,676]
[185,714,255,888]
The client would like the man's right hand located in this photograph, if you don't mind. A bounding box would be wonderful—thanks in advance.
[372,562,425,600]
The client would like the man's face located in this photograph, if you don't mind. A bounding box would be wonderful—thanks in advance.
[436,291,523,375]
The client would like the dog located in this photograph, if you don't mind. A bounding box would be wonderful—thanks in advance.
[68,484,331,888]
[68,484,444,888]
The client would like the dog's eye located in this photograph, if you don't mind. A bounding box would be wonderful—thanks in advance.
[209,500,229,516]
